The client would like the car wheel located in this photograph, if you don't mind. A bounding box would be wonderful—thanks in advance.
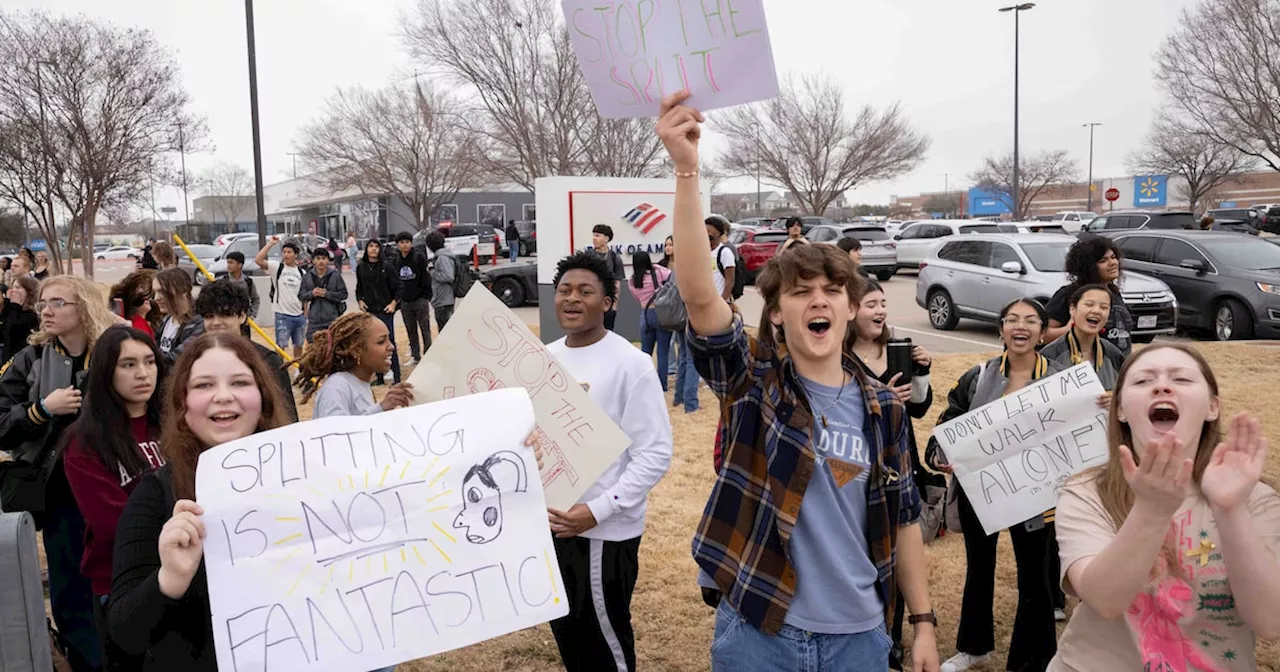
[96,256,105,261]
[927,289,959,331]
[1213,299,1253,341]
[1132,334,1156,344]
[743,269,759,285]
[492,277,525,308]
[128,254,137,260]
[875,270,894,282]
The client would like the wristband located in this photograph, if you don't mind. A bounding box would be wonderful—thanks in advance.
[38,398,51,418]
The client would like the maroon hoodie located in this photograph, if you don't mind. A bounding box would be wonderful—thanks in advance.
[63,417,165,595]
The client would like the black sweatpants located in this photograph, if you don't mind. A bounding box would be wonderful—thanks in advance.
[955,489,1057,672]
[550,536,642,672]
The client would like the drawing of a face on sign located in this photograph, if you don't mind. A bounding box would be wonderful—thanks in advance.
[454,451,528,544]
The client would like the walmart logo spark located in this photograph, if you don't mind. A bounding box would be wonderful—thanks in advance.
[1140,178,1160,198]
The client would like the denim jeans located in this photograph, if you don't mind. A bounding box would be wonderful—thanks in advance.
[509,242,519,262]
[274,312,306,349]
[42,504,102,670]
[370,311,401,384]
[671,330,699,412]
[638,309,671,392]
[711,602,891,672]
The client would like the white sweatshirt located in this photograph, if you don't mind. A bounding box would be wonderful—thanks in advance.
[547,331,674,542]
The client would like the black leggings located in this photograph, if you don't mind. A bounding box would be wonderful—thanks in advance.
[954,489,1057,672]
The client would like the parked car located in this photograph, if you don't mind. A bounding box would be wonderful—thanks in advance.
[480,260,539,308]
[1006,222,1069,235]
[95,246,141,261]
[1108,230,1280,341]
[1083,210,1197,233]
[200,236,285,285]
[884,220,907,235]
[734,217,775,230]
[1047,211,1098,233]
[807,224,898,281]
[726,226,790,284]
[215,232,259,248]
[893,220,1010,271]
[1204,208,1262,235]
[916,233,1178,341]
[413,224,505,264]
[175,244,222,282]
[511,220,537,256]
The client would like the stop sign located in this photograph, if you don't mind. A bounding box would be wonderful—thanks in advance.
[1105,188,1120,202]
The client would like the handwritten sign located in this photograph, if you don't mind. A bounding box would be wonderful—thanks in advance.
[405,283,631,510]
[195,390,568,672]
[562,0,779,118]
[933,364,1108,536]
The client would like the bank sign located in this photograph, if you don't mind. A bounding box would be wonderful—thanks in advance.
[568,191,674,262]
[1133,175,1168,207]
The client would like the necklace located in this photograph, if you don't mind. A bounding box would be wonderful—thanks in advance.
[814,372,852,428]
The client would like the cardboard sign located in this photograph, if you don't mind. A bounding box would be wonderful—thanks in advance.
[932,364,1108,535]
[562,0,779,118]
[195,390,567,672]
[405,283,631,510]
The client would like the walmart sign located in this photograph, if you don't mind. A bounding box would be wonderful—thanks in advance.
[968,187,1012,216]
[1134,175,1167,207]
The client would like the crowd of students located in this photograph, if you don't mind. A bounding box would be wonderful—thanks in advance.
[0,96,1277,672]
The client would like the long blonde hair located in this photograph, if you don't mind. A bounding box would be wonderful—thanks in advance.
[1078,344,1222,530]
[29,275,117,348]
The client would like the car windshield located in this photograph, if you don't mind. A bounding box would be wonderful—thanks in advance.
[1210,209,1252,220]
[845,228,890,241]
[1020,242,1070,272]
[1201,239,1280,271]
[1150,213,1197,229]
[961,224,1003,234]
[1079,213,1097,222]
[182,245,220,259]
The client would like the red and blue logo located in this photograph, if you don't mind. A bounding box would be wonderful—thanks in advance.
[622,203,666,234]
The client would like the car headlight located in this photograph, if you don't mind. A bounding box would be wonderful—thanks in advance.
[1257,282,1280,295]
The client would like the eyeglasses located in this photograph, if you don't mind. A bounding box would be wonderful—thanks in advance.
[36,299,78,312]
[1001,316,1043,328]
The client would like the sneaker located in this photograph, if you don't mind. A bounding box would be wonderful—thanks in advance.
[1055,608,1067,622]
[941,652,991,672]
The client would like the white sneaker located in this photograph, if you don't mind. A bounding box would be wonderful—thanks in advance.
[1055,608,1067,622]
[941,652,991,672]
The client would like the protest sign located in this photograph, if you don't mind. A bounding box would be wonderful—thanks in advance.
[932,363,1108,535]
[562,0,779,118]
[405,283,631,510]
[195,389,567,672]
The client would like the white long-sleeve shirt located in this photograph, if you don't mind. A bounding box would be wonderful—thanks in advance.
[547,331,673,542]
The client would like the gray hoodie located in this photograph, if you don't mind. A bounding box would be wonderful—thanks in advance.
[299,267,349,330]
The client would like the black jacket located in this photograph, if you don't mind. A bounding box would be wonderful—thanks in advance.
[356,257,403,313]
[158,316,205,366]
[0,299,38,365]
[109,465,216,672]
[505,222,519,242]
[254,343,298,422]
[392,248,432,303]
[298,268,349,329]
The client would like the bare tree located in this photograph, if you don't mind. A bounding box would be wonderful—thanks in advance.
[714,74,930,216]
[1128,114,1255,214]
[922,193,962,218]
[200,162,254,233]
[296,81,484,231]
[969,150,1078,220]
[401,0,664,189]
[1156,0,1280,172]
[0,12,198,277]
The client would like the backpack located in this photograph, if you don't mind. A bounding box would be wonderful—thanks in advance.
[716,244,746,300]
[652,274,687,331]
[450,256,477,299]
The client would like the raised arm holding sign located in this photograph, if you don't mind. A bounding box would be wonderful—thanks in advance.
[562,0,779,117]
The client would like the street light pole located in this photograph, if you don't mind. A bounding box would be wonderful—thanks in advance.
[1000,3,1035,220]
[178,122,190,233]
[1083,122,1101,212]
[288,152,301,179]
[755,123,762,214]
[245,0,269,247]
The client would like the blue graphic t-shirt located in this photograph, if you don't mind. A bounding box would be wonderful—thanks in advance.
[783,376,884,634]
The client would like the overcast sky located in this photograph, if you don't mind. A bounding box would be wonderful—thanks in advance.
[13,0,1200,215]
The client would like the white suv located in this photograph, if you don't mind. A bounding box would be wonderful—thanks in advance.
[893,220,1008,271]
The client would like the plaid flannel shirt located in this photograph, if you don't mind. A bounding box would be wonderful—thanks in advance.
[688,316,921,635]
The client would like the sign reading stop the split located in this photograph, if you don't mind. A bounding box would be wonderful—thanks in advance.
[1105,188,1120,202]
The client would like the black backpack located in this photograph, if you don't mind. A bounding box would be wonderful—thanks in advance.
[716,244,746,300]
[450,256,477,298]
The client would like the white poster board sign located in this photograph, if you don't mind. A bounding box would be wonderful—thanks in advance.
[195,389,567,672]
[561,0,779,118]
[932,364,1108,535]
[405,283,631,510]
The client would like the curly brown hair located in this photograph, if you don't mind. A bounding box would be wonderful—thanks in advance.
[293,312,380,403]
[162,332,292,501]
[154,267,193,323]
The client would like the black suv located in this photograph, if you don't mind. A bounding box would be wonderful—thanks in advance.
[1083,210,1197,233]
[1205,208,1262,235]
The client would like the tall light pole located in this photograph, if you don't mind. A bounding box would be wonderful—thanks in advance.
[754,123,762,214]
[999,3,1035,219]
[245,0,269,247]
[1083,122,1101,212]
[287,152,302,179]
[178,121,190,232]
